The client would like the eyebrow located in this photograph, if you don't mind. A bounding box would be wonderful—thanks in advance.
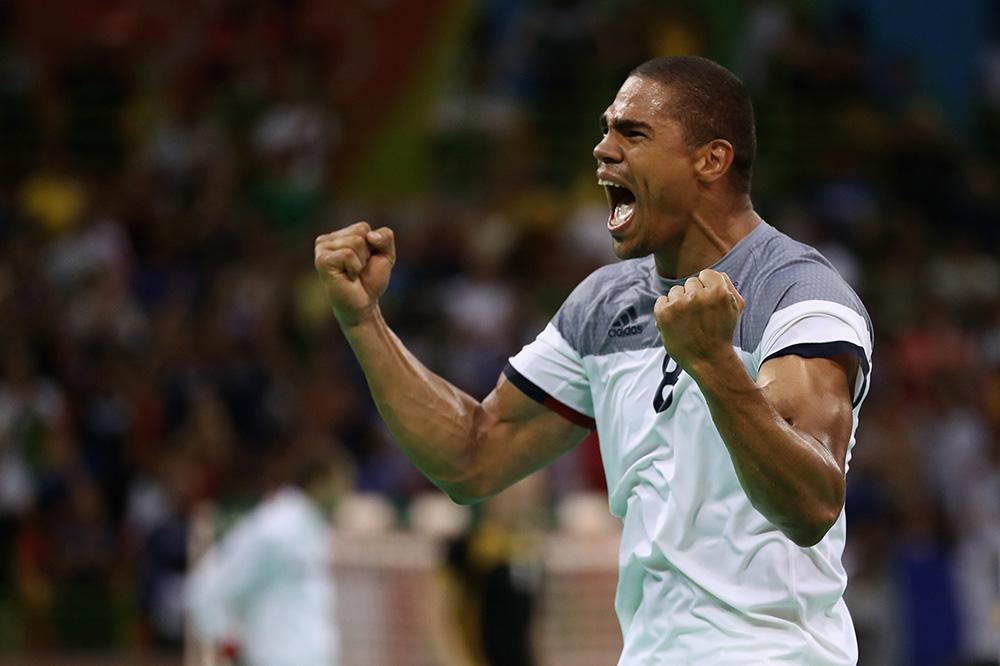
[600,114,654,135]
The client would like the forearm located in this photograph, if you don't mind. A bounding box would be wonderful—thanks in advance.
[688,351,846,547]
[340,308,486,496]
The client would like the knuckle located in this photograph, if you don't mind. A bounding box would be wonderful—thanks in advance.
[331,248,357,264]
[339,221,367,237]
[336,235,367,253]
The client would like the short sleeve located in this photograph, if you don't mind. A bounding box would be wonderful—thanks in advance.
[755,300,873,406]
[506,323,595,429]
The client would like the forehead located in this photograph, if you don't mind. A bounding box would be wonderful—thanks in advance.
[603,75,673,124]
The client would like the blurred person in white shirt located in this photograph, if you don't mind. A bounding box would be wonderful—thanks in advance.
[185,448,350,666]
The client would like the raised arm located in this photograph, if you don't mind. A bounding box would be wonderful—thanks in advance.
[314,223,589,503]
[655,269,857,547]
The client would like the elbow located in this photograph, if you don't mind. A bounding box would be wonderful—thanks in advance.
[786,522,833,548]
[785,500,844,548]
[444,485,488,506]
[440,473,497,506]
[442,408,501,505]
[445,486,494,506]
[786,469,846,547]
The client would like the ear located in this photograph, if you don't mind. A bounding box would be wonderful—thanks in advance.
[693,139,735,185]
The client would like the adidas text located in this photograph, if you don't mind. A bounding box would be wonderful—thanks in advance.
[609,325,643,337]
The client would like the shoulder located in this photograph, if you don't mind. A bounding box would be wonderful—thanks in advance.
[755,231,863,306]
[553,258,658,356]
[563,258,651,307]
[251,489,325,541]
[739,228,872,353]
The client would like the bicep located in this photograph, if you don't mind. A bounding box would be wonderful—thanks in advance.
[469,374,590,498]
[756,353,858,472]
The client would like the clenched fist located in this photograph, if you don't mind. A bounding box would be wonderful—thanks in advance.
[314,221,396,327]
[653,269,745,373]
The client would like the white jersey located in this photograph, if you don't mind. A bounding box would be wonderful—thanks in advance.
[186,487,339,666]
[507,222,872,665]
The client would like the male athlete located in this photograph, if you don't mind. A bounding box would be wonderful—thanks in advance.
[315,56,872,664]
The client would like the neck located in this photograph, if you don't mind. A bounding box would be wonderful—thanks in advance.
[654,195,759,278]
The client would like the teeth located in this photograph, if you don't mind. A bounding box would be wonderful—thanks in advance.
[598,179,622,188]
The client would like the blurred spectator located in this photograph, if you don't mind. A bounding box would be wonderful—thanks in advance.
[49,473,118,650]
[185,447,350,666]
[431,474,545,666]
[0,1,995,663]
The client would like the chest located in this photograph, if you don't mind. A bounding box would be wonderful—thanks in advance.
[581,346,757,489]
[584,345,760,421]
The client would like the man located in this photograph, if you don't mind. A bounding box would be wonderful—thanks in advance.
[315,55,872,664]
[185,453,345,665]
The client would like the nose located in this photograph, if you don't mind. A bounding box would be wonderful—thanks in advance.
[593,132,622,164]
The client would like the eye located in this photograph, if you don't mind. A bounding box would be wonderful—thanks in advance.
[624,129,645,139]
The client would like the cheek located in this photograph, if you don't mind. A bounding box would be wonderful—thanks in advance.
[647,164,696,208]
[645,157,684,189]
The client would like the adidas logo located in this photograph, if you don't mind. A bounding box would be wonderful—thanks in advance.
[608,306,643,337]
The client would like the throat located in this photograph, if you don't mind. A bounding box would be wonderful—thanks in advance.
[653,226,729,279]
[653,208,761,278]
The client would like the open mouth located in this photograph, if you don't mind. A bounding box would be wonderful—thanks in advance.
[598,179,636,231]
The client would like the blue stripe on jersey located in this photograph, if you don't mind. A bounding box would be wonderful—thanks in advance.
[762,341,870,407]
[503,363,596,429]
[503,362,550,403]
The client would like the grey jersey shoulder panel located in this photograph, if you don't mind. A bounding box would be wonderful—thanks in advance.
[731,225,873,354]
[551,222,873,358]
[552,258,663,356]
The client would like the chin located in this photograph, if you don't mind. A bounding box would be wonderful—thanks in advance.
[611,236,648,260]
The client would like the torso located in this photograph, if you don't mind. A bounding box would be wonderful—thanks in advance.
[509,222,873,664]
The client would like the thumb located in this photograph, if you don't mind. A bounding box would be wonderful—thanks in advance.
[720,271,744,311]
[366,227,396,263]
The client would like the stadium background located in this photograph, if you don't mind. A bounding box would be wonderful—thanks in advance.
[0,0,998,664]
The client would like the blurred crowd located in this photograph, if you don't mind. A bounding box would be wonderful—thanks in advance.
[0,0,998,664]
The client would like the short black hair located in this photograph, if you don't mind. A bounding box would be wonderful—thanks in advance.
[630,55,756,193]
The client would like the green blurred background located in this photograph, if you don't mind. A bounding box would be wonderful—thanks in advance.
[0,0,998,664]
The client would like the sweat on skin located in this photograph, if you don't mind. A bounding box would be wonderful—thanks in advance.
[314,58,871,665]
